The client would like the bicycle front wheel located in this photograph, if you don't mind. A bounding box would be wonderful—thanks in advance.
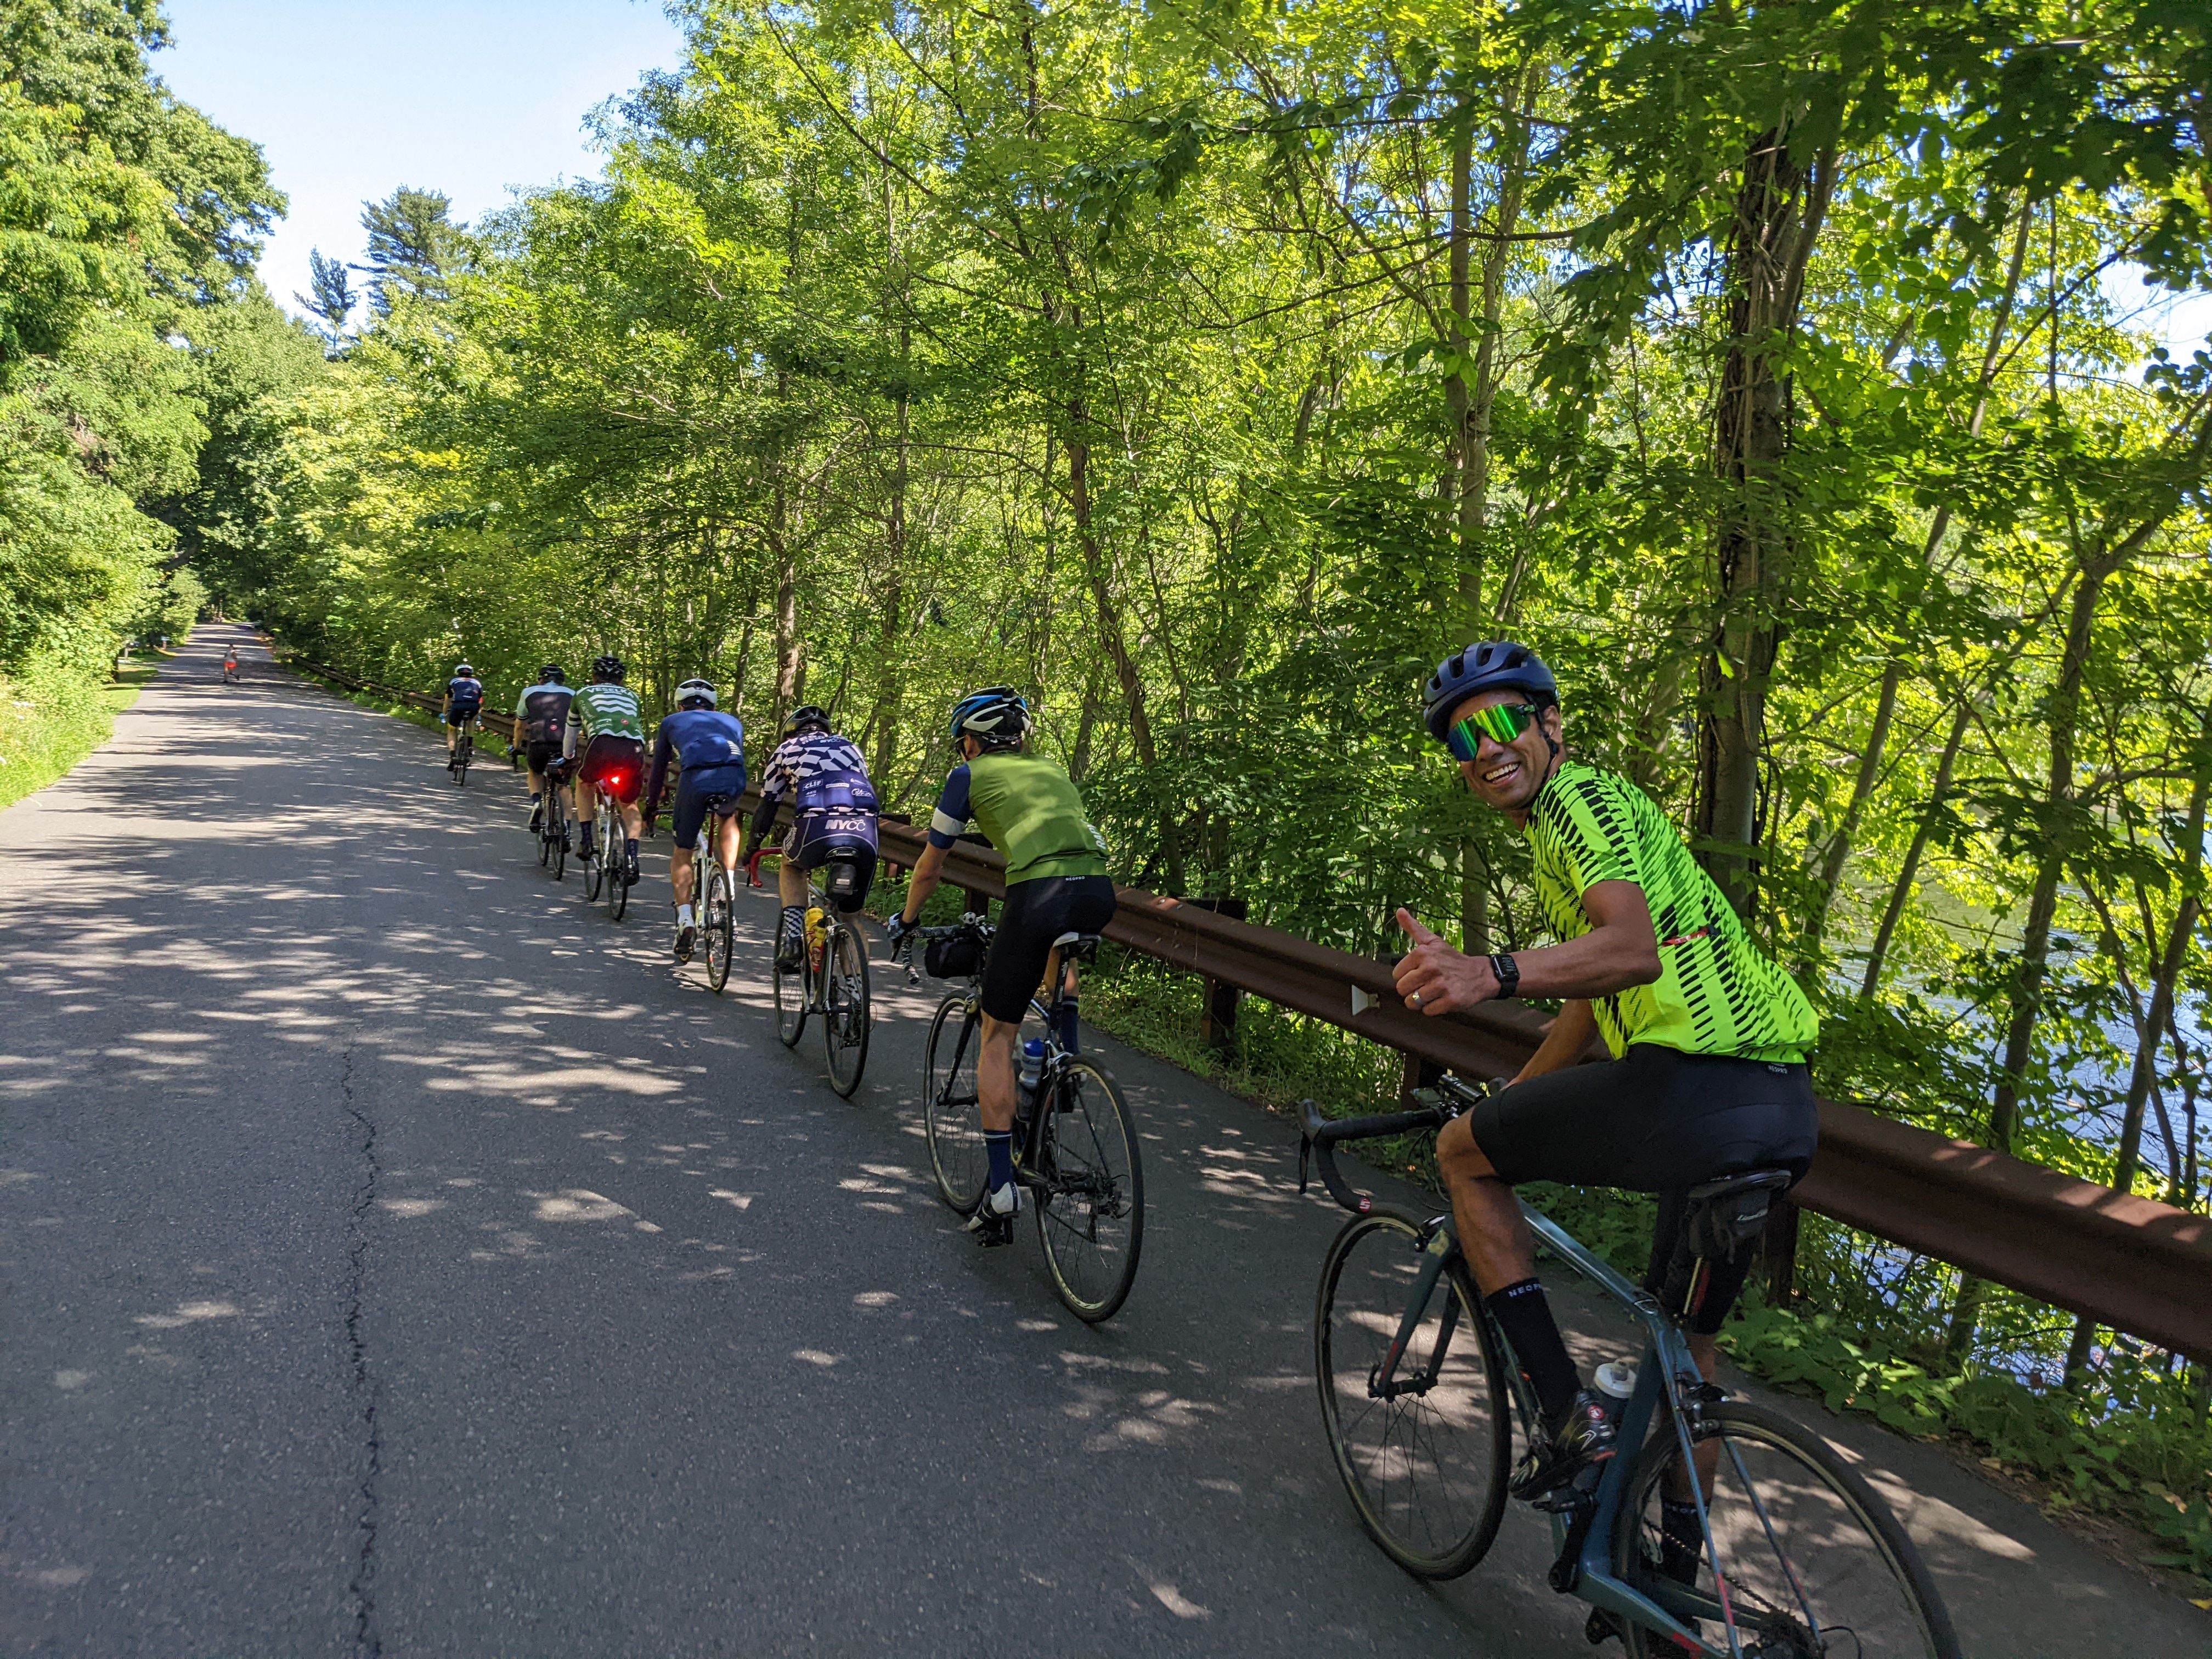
[773,951,808,1046]
[583,816,605,900]
[821,923,870,1098]
[1032,1057,1143,1323]
[1315,1207,1510,1578]
[922,994,985,1211]
[704,866,735,992]
[1613,1398,1961,1658]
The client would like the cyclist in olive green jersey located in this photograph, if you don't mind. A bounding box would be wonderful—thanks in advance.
[1390,641,1820,1505]
[886,688,1115,1245]
[565,654,648,881]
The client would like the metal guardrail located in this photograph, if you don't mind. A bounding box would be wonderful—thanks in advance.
[282,652,2212,1361]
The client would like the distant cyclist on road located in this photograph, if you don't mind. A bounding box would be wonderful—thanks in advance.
[1392,640,1820,1511]
[442,663,484,764]
[564,654,647,881]
[886,689,1114,1245]
[644,679,747,963]
[747,705,878,971]
[512,664,574,833]
[221,646,240,685]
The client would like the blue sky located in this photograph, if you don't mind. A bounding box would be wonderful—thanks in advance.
[157,1,686,323]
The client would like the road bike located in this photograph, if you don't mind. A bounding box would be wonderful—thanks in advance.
[539,757,572,879]
[904,917,1143,1323]
[1298,1076,1960,1657]
[687,795,747,993]
[447,718,476,786]
[772,867,872,1097]
[580,797,636,920]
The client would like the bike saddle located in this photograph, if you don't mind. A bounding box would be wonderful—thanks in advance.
[1680,1168,1795,1258]
[1051,931,1103,963]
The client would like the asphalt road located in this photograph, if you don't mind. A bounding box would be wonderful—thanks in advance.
[4,625,2205,1657]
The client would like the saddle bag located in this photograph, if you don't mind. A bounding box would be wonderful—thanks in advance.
[924,931,985,979]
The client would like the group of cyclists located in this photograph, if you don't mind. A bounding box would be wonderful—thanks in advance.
[434,638,1822,1508]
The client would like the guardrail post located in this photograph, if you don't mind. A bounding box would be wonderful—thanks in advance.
[1760,1195,1801,1305]
[1184,898,1248,1052]
[1400,1052,1444,1109]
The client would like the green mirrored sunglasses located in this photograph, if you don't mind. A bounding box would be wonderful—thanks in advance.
[1444,702,1542,760]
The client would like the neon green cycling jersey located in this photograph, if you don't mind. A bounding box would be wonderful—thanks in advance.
[1526,761,1819,1062]
[927,749,1109,885]
[567,681,644,743]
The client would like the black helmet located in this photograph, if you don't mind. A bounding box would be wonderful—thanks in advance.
[675,678,717,710]
[1422,641,1556,741]
[591,653,625,683]
[948,686,1030,749]
[539,663,565,684]
[455,662,475,678]
[781,703,830,740]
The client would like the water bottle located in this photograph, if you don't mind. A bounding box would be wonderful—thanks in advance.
[1017,1039,1045,1116]
[1594,1358,1639,1423]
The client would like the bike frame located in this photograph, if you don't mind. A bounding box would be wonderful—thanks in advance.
[1374,1204,1750,1659]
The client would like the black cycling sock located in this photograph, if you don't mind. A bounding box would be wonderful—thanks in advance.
[1485,1278,1580,1422]
[1054,995,1080,1054]
[625,837,639,858]
[984,1130,1015,1192]
[1659,1498,1706,1585]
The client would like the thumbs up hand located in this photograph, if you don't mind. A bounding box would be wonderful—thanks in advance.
[1392,907,1497,1016]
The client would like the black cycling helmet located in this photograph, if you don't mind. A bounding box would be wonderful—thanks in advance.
[781,703,830,740]
[676,678,717,710]
[539,663,565,684]
[455,662,475,678]
[1422,641,1558,741]
[948,686,1031,749]
[591,653,626,683]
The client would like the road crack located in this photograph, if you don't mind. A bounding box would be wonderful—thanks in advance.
[341,1042,383,1658]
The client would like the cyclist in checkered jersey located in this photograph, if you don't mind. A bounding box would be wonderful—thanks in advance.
[747,706,878,970]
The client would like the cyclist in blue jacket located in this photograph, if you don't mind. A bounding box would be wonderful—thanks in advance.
[442,663,484,764]
[644,678,747,962]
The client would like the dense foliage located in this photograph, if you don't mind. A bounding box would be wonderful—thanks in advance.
[0,0,320,788]
[42,0,2210,1575]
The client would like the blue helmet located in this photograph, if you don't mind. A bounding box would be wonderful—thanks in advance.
[1422,641,1556,741]
[948,686,1030,749]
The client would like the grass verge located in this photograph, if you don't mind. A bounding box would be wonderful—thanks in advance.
[0,652,171,813]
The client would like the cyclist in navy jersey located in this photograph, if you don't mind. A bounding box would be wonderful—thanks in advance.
[512,664,573,832]
[747,706,878,971]
[442,664,484,764]
[644,679,747,962]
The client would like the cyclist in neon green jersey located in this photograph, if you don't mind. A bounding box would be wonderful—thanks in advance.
[1390,641,1819,1513]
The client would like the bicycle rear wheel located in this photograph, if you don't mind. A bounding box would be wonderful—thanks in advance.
[550,797,568,881]
[608,815,629,920]
[821,922,871,1098]
[1614,1398,1960,1658]
[922,994,986,1211]
[704,866,735,991]
[1314,1207,1510,1578]
[538,803,554,865]
[1032,1057,1143,1323]
[456,730,472,786]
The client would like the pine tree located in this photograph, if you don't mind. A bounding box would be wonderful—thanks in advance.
[294,249,355,347]
[355,187,458,314]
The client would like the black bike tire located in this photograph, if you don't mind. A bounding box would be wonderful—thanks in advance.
[1032,1057,1144,1323]
[1612,1398,1961,1659]
[538,810,553,865]
[822,922,870,1098]
[583,814,605,900]
[608,814,629,920]
[773,947,808,1046]
[705,867,734,992]
[1314,1206,1510,1579]
[457,730,472,786]
[922,993,987,1212]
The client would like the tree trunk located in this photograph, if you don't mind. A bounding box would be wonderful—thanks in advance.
[1946,560,2110,1365]
[1696,132,1829,918]
[1859,698,1972,998]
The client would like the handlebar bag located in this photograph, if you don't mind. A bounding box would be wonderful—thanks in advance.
[925,932,985,979]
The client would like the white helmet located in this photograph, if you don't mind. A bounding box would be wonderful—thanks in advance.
[675,678,717,709]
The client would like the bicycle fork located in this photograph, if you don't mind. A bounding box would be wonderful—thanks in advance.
[1370,1221,1460,1401]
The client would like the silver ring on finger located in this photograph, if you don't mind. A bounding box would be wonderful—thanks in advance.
[1411,991,1425,1008]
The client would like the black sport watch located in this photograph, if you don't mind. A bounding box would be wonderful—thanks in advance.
[1488,953,1521,999]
